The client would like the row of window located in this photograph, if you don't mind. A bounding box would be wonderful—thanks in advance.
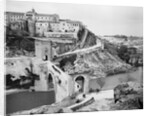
[35,16,57,21]
[36,23,60,27]
[72,23,79,26]
[35,23,79,31]
[7,14,58,22]
[7,15,79,27]
[36,26,77,32]
[36,23,49,26]
[10,18,20,22]
[63,22,78,26]
[10,15,24,19]
[61,22,79,27]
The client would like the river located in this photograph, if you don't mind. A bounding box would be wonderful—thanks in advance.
[101,67,143,90]
[6,91,55,114]
[89,67,143,91]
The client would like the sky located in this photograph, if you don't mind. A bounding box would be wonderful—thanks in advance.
[6,0,143,36]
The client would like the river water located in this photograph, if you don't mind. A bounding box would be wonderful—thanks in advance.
[6,91,55,114]
[101,67,143,90]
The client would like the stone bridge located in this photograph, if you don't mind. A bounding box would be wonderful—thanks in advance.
[5,57,81,103]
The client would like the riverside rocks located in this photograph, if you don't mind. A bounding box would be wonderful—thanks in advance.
[113,82,143,109]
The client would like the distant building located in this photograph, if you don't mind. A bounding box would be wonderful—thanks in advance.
[9,20,27,31]
[5,12,24,25]
[5,9,59,24]
[5,9,84,37]
[50,22,60,32]
[5,9,60,36]
[67,20,82,32]
[35,21,50,37]
[59,19,82,33]
[35,13,59,22]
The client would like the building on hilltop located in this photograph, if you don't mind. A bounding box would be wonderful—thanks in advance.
[49,22,60,32]
[5,9,83,37]
[9,19,27,32]
[5,12,24,24]
[59,19,82,33]
[5,9,60,36]
[5,8,59,24]
[35,21,51,37]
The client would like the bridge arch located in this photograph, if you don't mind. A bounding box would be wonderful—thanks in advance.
[75,76,85,92]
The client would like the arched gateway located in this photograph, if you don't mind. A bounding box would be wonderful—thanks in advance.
[75,76,85,92]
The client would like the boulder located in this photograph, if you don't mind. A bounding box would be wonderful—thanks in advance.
[114,82,143,109]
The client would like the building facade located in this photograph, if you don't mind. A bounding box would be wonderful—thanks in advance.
[9,20,27,31]
[5,9,59,24]
[50,22,60,32]
[35,21,50,37]
[5,9,83,37]
[5,9,60,36]
[59,19,82,33]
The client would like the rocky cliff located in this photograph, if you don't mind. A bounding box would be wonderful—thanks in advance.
[55,44,131,78]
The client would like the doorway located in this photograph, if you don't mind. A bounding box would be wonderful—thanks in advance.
[48,73,54,89]
[75,76,85,92]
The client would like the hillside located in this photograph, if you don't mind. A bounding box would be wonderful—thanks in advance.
[55,44,131,77]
